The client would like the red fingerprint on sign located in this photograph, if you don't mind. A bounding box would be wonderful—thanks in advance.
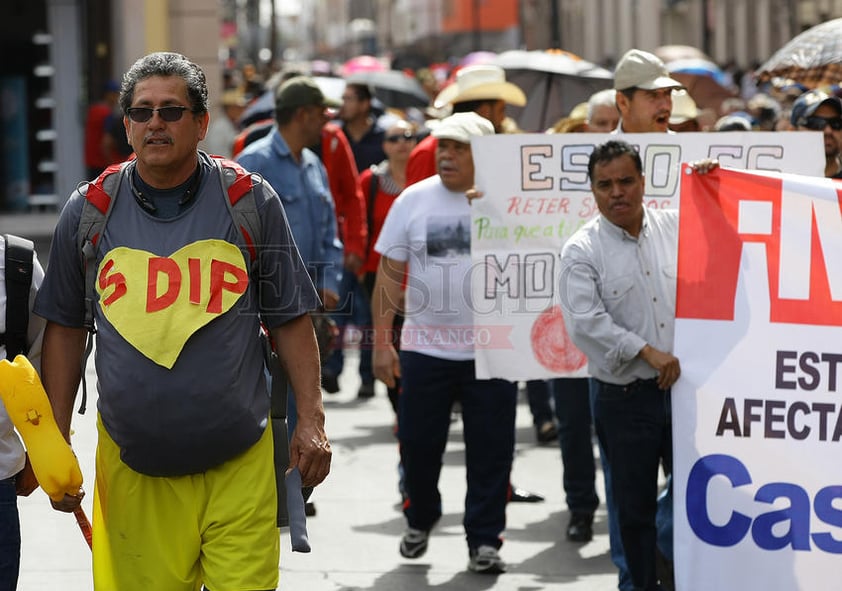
[530,305,587,373]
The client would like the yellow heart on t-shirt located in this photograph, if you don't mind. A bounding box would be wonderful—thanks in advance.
[97,239,249,368]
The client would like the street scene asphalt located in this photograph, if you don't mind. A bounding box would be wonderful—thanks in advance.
[5,211,620,591]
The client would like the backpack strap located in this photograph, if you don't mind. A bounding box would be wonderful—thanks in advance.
[2,234,34,359]
[210,155,262,267]
[76,161,126,414]
[210,155,293,527]
[210,157,281,419]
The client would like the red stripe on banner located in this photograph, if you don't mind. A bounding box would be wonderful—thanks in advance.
[676,168,754,320]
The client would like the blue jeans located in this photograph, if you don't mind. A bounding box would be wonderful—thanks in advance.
[525,379,554,425]
[0,477,21,591]
[593,378,672,591]
[324,270,373,384]
[398,351,517,550]
[550,378,599,516]
[589,379,633,591]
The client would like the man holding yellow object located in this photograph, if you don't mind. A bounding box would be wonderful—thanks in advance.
[1,234,45,591]
[34,53,330,591]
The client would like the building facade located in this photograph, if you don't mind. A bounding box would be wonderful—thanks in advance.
[2,0,841,211]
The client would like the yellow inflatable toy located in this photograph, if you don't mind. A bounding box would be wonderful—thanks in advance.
[0,355,83,502]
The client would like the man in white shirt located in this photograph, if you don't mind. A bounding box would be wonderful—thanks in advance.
[0,235,45,589]
[606,48,685,591]
[560,140,679,591]
[372,112,516,575]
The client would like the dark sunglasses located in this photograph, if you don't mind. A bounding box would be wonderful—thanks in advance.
[385,131,416,143]
[803,115,842,131]
[126,106,194,123]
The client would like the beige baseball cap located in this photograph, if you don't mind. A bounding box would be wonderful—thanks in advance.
[614,49,684,91]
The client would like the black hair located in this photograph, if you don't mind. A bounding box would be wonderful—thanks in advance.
[453,99,498,114]
[275,106,297,126]
[346,83,373,102]
[119,52,208,116]
[618,87,637,102]
[587,140,643,180]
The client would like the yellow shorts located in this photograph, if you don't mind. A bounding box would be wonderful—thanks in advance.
[92,416,279,591]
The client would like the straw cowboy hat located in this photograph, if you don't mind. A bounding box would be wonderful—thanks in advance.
[433,65,527,109]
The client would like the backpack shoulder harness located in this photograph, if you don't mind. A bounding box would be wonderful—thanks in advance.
[2,234,35,359]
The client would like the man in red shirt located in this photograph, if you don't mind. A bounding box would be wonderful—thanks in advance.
[83,80,121,179]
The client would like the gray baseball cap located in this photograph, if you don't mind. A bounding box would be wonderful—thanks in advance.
[614,49,684,91]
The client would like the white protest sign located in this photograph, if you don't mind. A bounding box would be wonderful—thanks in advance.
[470,132,823,380]
[672,167,842,590]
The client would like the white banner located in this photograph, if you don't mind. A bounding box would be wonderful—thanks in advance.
[470,132,824,380]
[673,167,842,590]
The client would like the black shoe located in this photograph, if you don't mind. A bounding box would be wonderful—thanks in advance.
[536,420,558,443]
[322,373,339,394]
[509,486,544,503]
[304,502,317,517]
[357,381,375,398]
[566,512,594,543]
[656,546,675,591]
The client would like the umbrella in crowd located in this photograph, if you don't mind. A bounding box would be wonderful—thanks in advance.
[239,76,346,128]
[654,46,736,112]
[340,55,387,76]
[757,17,842,88]
[345,70,429,109]
[460,51,498,66]
[654,44,711,64]
[666,58,730,87]
[492,49,613,132]
[666,58,737,110]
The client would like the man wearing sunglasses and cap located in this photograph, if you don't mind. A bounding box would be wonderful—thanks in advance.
[790,89,842,178]
[35,52,331,591]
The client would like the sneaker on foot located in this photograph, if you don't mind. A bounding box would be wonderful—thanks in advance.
[468,545,506,574]
[399,527,429,559]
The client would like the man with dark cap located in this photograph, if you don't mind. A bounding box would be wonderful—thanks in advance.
[237,75,344,436]
[790,89,842,178]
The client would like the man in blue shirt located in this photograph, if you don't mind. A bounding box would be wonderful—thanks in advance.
[237,76,344,434]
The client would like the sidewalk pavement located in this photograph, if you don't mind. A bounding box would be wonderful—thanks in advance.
[16,346,620,590]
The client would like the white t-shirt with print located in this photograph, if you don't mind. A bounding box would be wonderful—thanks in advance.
[375,175,477,361]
